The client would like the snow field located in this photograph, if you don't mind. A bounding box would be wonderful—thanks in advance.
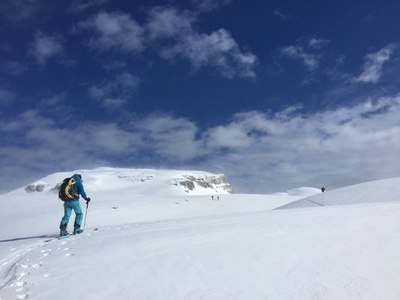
[1,201,400,299]
[1,169,400,299]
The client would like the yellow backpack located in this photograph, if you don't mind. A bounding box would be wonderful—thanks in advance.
[58,177,78,201]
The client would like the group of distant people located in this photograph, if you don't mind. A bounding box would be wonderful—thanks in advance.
[211,195,220,200]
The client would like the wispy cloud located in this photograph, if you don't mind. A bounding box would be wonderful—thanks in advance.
[69,0,110,13]
[160,28,257,78]
[79,7,257,78]
[279,36,329,71]
[353,44,397,84]
[79,12,145,53]
[134,114,205,160]
[191,0,233,12]
[30,32,64,65]
[147,7,195,40]
[273,7,291,20]
[147,7,257,78]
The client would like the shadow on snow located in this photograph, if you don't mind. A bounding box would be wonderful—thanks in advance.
[0,234,58,243]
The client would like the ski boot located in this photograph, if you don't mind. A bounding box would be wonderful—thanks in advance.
[73,228,83,235]
[60,230,69,237]
[73,224,83,235]
[60,223,69,237]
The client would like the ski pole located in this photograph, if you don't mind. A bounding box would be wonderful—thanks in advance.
[83,201,89,230]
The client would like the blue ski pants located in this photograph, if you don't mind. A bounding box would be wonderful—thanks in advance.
[60,200,83,229]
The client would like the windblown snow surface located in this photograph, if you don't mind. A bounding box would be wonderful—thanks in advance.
[0,168,399,300]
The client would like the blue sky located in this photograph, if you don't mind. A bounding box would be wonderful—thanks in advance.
[1,0,399,193]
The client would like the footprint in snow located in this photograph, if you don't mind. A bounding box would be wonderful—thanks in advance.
[40,248,53,257]
[14,280,29,299]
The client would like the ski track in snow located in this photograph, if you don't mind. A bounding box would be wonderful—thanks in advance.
[0,232,93,300]
[0,240,49,299]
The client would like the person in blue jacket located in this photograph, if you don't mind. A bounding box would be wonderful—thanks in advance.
[59,174,91,237]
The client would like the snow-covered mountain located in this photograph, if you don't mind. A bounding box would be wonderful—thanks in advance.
[1,172,399,300]
[19,167,233,196]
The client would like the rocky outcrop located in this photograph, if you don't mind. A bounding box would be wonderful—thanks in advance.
[25,182,48,193]
[174,175,233,194]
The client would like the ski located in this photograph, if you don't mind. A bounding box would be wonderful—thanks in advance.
[44,228,98,242]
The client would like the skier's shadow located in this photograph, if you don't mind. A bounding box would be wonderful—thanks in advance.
[0,234,57,243]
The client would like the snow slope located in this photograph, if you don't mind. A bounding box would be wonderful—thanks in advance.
[1,169,399,300]
[276,177,400,209]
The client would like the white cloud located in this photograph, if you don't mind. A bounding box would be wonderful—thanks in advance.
[147,7,256,78]
[307,37,329,49]
[0,111,199,191]
[2,94,399,193]
[279,37,329,71]
[133,114,204,160]
[0,110,142,191]
[147,7,195,40]
[206,124,254,149]
[80,12,145,52]
[79,7,257,78]
[159,26,257,78]
[273,8,287,19]
[353,44,396,84]
[30,33,63,65]
[202,95,400,192]
[280,45,319,71]
[84,123,143,155]
[205,110,277,149]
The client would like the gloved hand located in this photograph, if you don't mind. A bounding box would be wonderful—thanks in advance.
[85,197,91,203]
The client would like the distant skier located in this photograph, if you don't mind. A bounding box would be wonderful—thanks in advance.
[59,174,91,237]
[321,187,326,193]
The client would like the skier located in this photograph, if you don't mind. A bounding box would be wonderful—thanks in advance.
[59,174,91,237]
[321,187,326,193]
